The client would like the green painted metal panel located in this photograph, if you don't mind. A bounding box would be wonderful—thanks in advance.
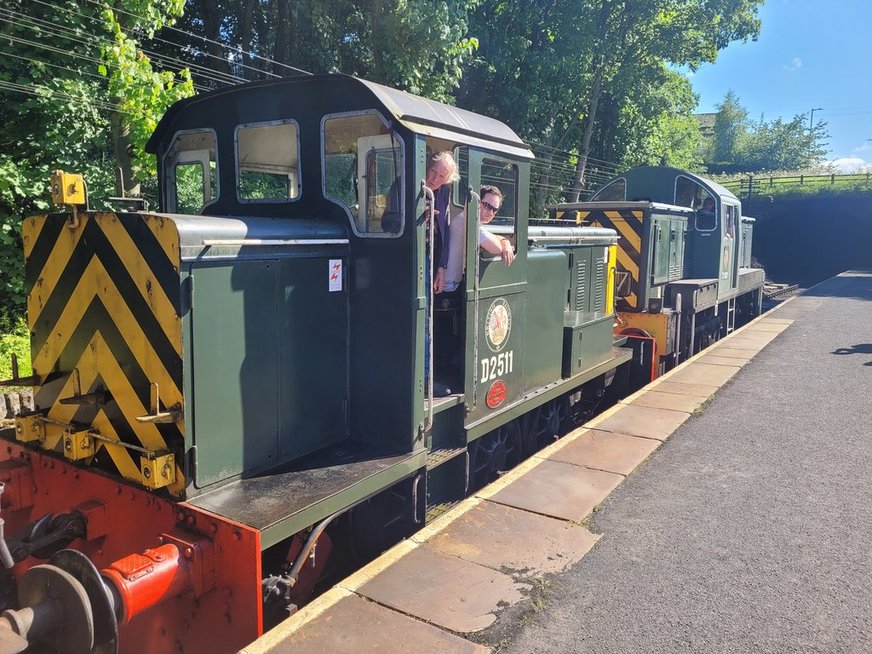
[276,256,348,460]
[191,261,279,488]
[523,250,566,390]
[651,217,671,285]
[190,257,350,490]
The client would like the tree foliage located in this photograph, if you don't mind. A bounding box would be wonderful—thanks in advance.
[458,0,762,208]
[158,0,479,101]
[0,0,771,325]
[0,0,190,326]
[704,91,828,173]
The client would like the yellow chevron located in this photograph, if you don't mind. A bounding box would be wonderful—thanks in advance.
[616,245,639,279]
[604,211,642,253]
[33,258,182,408]
[22,214,48,260]
[96,214,181,353]
[89,411,144,484]
[44,333,185,493]
[143,214,180,271]
[574,211,590,224]
[27,215,90,330]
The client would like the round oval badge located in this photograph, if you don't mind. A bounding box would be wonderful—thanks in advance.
[486,380,508,409]
[485,298,512,352]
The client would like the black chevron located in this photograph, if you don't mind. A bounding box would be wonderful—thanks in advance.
[30,219,180,382]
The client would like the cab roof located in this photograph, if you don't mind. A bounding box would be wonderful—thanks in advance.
[147,74,533,160]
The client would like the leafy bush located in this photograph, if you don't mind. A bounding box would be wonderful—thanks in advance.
[0,317,31,382]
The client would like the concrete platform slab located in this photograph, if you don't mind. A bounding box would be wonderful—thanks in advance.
[547,429,661,476]
[699,354,752,367]
[425,500,599,575]
[587,403,691,441]
[355,544,527,633]
[744,322,789,333]
[722,333,778,349]
[625,389,704,413]
[481,458,623,522]
[648,380,718,398]
[667,361,740,387]
[252,593,489,653]
[705,347,756,360]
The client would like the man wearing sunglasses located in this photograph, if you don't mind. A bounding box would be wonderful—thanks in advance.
[444,185,515,293]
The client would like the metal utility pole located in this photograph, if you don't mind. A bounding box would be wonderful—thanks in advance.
[809,107,822,133]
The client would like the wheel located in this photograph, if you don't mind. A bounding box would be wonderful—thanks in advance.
[467,421,522,492]
[534,397,570,447]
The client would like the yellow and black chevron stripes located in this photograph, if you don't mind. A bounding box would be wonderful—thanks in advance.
[23,212,185,496]
[575,209,644,310]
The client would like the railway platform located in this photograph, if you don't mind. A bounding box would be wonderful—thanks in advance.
[241,271,872,654]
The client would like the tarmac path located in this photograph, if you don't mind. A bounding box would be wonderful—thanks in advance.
[502,274,872,653]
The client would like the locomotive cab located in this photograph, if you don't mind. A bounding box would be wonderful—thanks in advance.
[552,165,765,375]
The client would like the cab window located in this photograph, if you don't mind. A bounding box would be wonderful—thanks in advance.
[724,204,738,238]
[675,175,711,209]
[481,156,518,237]
[164,129,218,213]
[322,111,404,236]
[236,120,300,202]
[591,178,626,201]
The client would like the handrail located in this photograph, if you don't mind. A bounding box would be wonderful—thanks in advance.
[422,182,435,434]
[469,190,482,409]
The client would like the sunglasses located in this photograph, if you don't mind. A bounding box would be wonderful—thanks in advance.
[481,200,501,213]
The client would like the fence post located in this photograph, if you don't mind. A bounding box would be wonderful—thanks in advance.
[745,175,753,213]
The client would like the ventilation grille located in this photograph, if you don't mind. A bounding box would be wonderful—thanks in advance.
[575,260,587,311]
[593,256,605,311]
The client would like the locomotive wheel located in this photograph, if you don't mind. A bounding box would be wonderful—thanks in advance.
[534,397,571,447]
[468,422,522,492]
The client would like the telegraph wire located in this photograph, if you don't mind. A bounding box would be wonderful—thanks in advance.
[79,0,312,77]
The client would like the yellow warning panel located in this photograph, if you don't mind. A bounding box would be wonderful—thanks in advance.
[618,310,677,356]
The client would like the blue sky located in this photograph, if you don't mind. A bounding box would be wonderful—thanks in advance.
[688,0,872,171]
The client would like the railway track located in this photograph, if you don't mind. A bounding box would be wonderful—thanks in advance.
[763,282,800,301]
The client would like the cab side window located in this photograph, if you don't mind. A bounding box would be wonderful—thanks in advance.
[322,112,404,236]
[481,156,519,243]
[724,204,737,238]
[591,177,626,201]
[164,129,218,214]
[236,120,301,202]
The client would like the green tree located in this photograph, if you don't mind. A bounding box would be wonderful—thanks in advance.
[152,0,478,101]
[712,89,748,163]
[0,0,191,326]
[459,0,763,208]
[703,91,828,172]
[615,67,702,171]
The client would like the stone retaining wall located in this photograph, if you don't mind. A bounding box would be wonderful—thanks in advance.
[0,390,35,420]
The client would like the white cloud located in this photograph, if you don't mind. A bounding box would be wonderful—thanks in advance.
[853,142,872,153]
[783,57,802,70]
[829,157,872,173]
